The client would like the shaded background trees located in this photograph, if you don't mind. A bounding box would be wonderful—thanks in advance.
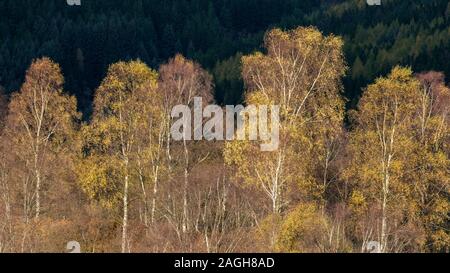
[1,0,449,116]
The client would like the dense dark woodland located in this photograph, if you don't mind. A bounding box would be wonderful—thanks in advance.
[1,0,449,115]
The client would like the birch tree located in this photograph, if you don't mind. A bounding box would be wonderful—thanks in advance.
[4,58,79,220]
[343,67,427,252]
[0,87,6,130]
[225,27,346,216]
[80,60,159,253]
[412,71,450,252]
[158,54,213,235]
[0,106,12,251]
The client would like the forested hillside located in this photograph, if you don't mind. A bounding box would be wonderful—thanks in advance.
[1,0,449,114]
[0,1,449,254]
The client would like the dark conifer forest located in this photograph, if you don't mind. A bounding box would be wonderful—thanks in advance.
[1,0,449,114]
